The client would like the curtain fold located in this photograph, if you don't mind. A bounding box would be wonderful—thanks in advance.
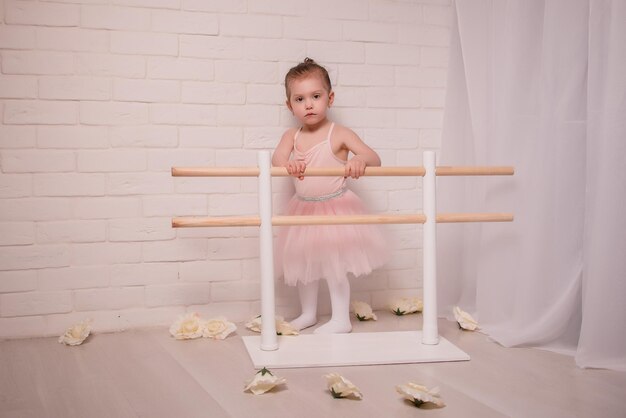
[439,0,626,370]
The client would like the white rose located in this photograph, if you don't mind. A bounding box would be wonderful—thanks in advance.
[169,312,204,340]
[389,298,415,316]
[409,297,423,313]
[245,315,299,336]
[244,367,287,395]
[351,301,377,321]
[58,319,92,346]
[324,373,363,399]
[202,317,237,340]
[453,306,479,331]
[396,382,445,408]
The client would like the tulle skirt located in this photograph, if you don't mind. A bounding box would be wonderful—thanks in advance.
[275,190,389,286]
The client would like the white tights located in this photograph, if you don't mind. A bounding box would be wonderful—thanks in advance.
[289,279,352,334]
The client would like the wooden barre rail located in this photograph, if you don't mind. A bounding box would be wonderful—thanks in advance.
[172,213,514,228]
[171,166,514,177]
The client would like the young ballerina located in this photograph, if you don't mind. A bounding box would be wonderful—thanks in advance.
[272,58,389,334]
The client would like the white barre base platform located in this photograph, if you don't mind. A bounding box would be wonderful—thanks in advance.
[242,330,470,369]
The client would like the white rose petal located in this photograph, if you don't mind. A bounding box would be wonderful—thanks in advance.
[245,315,299,336]
[351,301,377,321]
[453,306,479,331]
[169,312,204,340]
[396,382,445,408]
[202,317,237,340]
[58,319,92,346]
[390,297,424,315]
[324,373,363,400]
[244,367,287,395]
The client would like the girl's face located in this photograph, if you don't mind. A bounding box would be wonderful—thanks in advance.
[286,75,334,128]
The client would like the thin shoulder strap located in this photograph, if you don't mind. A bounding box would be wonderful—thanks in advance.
[326,122,335,142]
[293,127,303,148]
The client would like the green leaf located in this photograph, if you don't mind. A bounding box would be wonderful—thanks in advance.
[393,308,406,316]
[412,399,425,408]
[258,367,273,376]
[330,387,345,399]
[356,314,366,321]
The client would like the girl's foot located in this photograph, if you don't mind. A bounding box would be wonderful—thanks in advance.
[313,319,352,334]
[289,314,318,331]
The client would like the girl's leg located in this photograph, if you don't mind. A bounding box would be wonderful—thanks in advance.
[289,280,319,331]
[314,278,352,334]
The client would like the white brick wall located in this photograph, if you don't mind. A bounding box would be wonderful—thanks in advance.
[0,0,452,338]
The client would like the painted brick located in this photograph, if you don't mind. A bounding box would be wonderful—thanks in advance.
[4,100,78,125]
[37,265,110,291]
[80,5,151,31]
[424,5,453,26]
[80,102,149,126]
[0,26,36,49]
[308,0,368,20]
[389,189,421,211]
[45,311,124,337]
[243,39,305,61]
[113,79,180,103]
[2,150,75,173]
[215,61,278,84]
[369,0,423,23]
[110,126,178,148]
[0,198,72,222]
[364,128,420,150]
[5,0,80,27]
[36,220,106,243]
[181,82,245,105]
[145,283,210,307]
[33,173,105,197]
[0,75,38,99]
[179,126,242,148]
[246,84,285,105]
[0,270,37,293]
[77,150,146,172]
[111,262,178,287]
[39,76,111,101]
[110,31,178,56]
[217,105,279,126]
[180,35,243,59]
[343,21,398,43]
[331,108,395,129]
[75,287,144,311]
[0,316,46,338]
[189,301,252,323]
[0,126,36,149]
[148,149,214,172]
[396,67,447,87]
[210,280,259,302]
[152,9,218,35]
[337,64,394,87]
[366,43,420,66]
[73,197,141,220]
[283,17,341,41]
[35,27,108,52]
[419,129,442,148]
[208,194,258,216]
[0,245,70,271]
[174,176,239,194]
[71,242,142,265]
[183,0,245,13]
[75,53,146,78]
[307,41,365,64]
[421,46,449,67]
[420,88,446,108]
[388,268,423,289]
[179,259,241,282]
[1,51,74,75]
[331,86,367,108]
[400,24,450,46]
[116,306,184,329]
[142,195,206,217]
[142,239,207,262]
[220,14,282,38]
[107,172,175,195]
[150,104,217,126]
[113,0,180,9]
[0,290,72,317]
[366,86,421,108]
[396,109,444,129]
[0,174,31,199]
[37,126,109,150]
[248,0,307,16]
[147,57,214,81]
[0,222,35,246]
[207,237,258,260]
[109,217,175,242]
[243,127,284,149]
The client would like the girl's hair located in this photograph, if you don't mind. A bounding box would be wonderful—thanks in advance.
[284,57,332,99]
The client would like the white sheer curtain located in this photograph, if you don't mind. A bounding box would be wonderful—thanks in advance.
[439,0,626,371]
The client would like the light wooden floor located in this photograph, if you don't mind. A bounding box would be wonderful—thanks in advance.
[2,312,625,418]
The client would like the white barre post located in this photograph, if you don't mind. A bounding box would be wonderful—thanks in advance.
[422,151,439,345]
[258,151,278,350]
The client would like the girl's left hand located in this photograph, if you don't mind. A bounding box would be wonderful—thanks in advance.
[344,156,367,179]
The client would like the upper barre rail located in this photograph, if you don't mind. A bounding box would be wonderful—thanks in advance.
[171,166,514,177]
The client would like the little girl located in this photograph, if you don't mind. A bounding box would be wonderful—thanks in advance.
[272,58,388,334]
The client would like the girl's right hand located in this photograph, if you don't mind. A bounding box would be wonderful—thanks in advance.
[286,160,306,180]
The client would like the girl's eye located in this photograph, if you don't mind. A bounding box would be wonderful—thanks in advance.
[295,97,303,102]
[314,94,320,99]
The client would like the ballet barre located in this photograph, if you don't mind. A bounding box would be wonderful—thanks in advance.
[171,151,514,368]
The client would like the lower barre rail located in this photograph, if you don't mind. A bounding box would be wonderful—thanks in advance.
[171,213,513,228]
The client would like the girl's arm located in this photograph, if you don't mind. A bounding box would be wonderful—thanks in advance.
[272,129,306,179]
[338,127,381,178]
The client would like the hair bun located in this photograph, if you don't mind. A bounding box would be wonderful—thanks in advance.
[303,57,315,64]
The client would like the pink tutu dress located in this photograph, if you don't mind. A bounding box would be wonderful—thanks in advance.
[276,123,389,286]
